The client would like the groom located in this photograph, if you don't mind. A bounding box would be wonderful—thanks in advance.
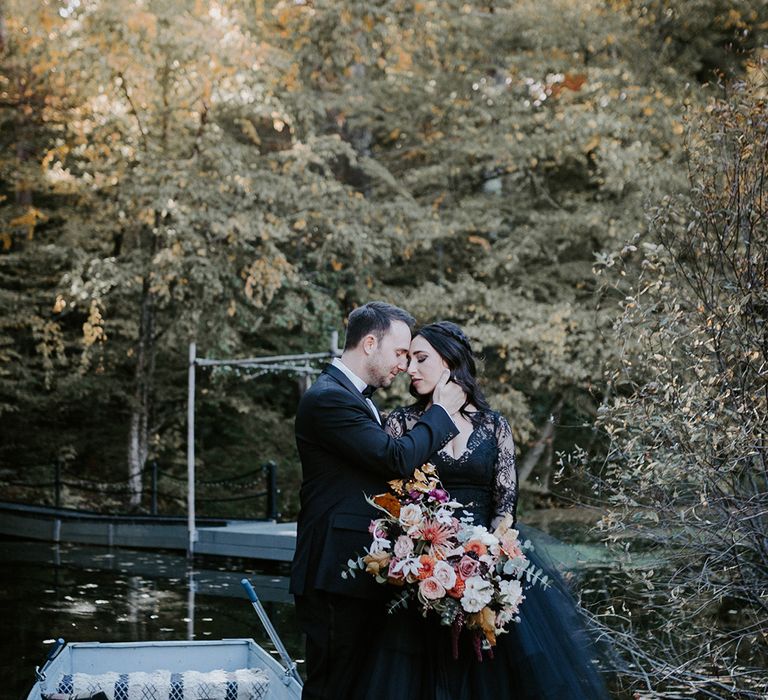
[290,301,465,699]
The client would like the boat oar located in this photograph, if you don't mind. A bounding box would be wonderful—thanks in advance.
[240,578,303,688]
[35,638,65,694]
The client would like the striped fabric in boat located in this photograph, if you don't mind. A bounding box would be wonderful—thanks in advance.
[49,668,269,700]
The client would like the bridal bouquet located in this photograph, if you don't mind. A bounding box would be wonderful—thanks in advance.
[343,464,549,658]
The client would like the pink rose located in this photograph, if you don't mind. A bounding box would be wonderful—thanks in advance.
[393,535,414,559]
[419,577,446,601]
[458,555,480,578]
[432,560,457,590]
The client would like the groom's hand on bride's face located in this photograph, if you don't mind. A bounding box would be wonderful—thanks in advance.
[432,369,466,416]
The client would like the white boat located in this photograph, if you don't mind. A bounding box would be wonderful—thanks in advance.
[27,638,302,700]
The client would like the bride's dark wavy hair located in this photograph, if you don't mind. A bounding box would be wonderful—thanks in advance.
[410,321,491,415]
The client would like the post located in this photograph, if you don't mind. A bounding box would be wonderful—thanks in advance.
[330,330,341,357]
[151,460,158,516]
[54,459,61,509]
[265,461,278,521]
[187,568,196,641]
[187,342,197,559]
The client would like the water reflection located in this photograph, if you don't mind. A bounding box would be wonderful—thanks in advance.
[0,538,299,700]
[2,512,630,699]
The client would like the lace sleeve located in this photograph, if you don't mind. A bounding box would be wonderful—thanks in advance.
[492,414,518,527]
[384,406,408,438]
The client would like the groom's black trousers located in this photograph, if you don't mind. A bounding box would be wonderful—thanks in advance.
[295,590,383,700]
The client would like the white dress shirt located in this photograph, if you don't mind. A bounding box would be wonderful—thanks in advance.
[331,358,381,424]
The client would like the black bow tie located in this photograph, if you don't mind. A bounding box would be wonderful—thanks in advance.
[362,385,377,399]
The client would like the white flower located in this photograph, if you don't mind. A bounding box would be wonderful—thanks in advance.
[391,556,421,579]
[477,527,500,546]
[498,579,525,611]
[399,504,423,529]
[433,506,454,524]
[393,535,414,559]
[460,525,498,547]
[432,560,457,590]
[460,576,493,613]
[369,537,391,554]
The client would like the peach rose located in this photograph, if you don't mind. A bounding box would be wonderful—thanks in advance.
[419,577,446,601]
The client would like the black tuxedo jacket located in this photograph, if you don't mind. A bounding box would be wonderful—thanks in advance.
[289,364,458,600]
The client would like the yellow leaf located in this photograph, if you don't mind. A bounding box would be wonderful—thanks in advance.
[468,235,491,252]
[583,135,601,153]
[1,231,11,250]
[227,300,237,317]
[10,207,47,240]
[330,258,343,271]
[395,48,413,72]
[237,119,261,145]
[53,295,67,313]
[126,11,157,39]
[293,218,307,231]
[283,63,300,92]
[138,209,155,226]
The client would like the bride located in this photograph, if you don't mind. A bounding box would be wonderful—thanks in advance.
[357,321,612,700]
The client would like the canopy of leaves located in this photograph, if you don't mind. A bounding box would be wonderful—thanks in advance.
[0,0,764,509]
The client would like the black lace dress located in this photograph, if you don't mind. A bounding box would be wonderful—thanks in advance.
[356,405,611,700]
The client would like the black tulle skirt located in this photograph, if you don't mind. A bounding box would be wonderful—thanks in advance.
[356,523,613,700]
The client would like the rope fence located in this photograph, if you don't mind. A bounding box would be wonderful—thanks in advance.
[0,459,281,520]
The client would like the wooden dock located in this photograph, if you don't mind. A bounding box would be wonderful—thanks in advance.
[0,501,297,563]
[196,521,297,562]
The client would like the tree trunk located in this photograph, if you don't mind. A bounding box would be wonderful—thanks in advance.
[518,396,564,488]
[127,228,158,508]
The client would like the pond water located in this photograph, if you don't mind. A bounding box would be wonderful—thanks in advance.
[0,539,301,700]
[1,510,632,700]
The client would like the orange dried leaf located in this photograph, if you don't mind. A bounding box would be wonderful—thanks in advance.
[373,492,401,517]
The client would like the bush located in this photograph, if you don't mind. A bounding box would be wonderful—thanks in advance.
[591,64,768,697]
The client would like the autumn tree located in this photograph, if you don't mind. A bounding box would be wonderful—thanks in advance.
[264,0,696,494]
[2,0,764,516]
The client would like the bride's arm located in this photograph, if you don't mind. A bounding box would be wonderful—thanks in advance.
[384,407,408,438]
[491,415,519,528]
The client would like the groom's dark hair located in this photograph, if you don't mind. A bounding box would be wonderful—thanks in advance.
[344,301,415,350]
